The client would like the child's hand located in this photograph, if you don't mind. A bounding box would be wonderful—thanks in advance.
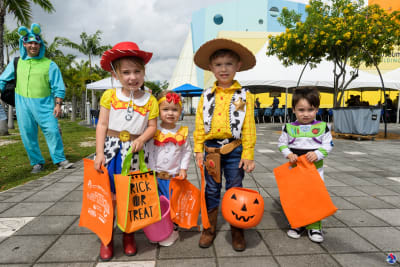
[94,154,105,172]
[131,139,144,153]
[305,151,318,162]
[239,159,255,173]
[179,169,187,179]
[287,153,298,163]
[195,152,204,167]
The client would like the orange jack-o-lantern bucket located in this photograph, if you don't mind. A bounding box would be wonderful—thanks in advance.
[221,187,264,229]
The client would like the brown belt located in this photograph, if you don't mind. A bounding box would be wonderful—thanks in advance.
[107,129,139,142]
[156,171,179,180]
[204,139,242,155]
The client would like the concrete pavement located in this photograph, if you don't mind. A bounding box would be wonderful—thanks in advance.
[0,118,399,266]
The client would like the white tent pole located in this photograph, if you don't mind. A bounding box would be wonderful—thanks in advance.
[397,95,399,124]
[284,87,288,123]
[85,88,88,123]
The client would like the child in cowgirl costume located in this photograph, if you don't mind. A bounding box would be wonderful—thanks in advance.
[94,41,159,260]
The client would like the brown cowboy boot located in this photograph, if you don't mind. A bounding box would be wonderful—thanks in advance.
[199,207,218,248]
[231,225,246,251]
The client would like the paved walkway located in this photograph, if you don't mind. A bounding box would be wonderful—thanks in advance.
[0,118,399,267]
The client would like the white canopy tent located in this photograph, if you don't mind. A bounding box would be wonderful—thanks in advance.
[236,42,400,123]
[86,77,122,90]
[84,77,121,124]
[236,43,400,91]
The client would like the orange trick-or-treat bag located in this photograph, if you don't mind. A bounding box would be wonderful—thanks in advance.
[273,155,337,228]
[169,176,201,229]
[79,159,114,245]
[114,149,161,233]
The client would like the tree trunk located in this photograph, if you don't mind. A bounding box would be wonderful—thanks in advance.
[81,91,86,120]
[0,6,6,71]
[71,95,77,122]
[0,119,7,135]
[91,90,97,110]
[7,105,14,129]
[0,101,8,135]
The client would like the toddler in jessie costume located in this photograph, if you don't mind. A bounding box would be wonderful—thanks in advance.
[147,90,191,246]
[278,87,333,243]
[193,38,256,251]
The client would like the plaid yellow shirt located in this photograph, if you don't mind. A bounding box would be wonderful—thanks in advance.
[193,81,256,160]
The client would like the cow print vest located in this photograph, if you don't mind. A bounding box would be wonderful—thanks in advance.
[202,87,247,139]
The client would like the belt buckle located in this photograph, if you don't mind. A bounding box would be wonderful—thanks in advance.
[158,171,170,179]
[119,130,130,142]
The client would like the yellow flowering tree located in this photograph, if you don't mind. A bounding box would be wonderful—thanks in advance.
[267,0,400,107]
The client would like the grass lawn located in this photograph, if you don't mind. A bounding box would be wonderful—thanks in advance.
[0,119,96,191]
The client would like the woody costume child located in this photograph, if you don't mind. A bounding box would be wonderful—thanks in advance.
[193,38,256,251]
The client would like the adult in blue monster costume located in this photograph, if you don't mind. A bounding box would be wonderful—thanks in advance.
[0,23,72,173]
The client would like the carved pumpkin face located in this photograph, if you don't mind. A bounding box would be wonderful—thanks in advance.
[221,187,264,229]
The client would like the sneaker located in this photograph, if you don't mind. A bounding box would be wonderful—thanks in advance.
[307,229,324,243]
[58,160,73,170]
[287,227,305,239]
[159,230,179,247]
[31,164,44,174]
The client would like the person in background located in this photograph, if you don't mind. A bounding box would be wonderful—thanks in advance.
[179,93,185,120]
[255,97,261,109]
[0,24,72,173]
[273,96,279,109]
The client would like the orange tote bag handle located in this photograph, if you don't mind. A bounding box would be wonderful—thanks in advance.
[199,163,210,229]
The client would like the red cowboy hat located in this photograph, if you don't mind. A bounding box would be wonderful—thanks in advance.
[100,41,153,72]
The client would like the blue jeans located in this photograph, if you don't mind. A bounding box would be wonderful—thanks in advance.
[157,178,170,199]
[204,139,244,211]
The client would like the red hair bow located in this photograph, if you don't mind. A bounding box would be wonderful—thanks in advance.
[166,92,181,104]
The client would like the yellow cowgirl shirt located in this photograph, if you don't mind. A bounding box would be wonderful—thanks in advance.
[100,88,159,135]
[193,81,256,160]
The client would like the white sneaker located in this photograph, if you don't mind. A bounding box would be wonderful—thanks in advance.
[31,164,44,174]
[307,229,324,243]
[287,227,305,239]
[58,160,73,170]
[159,230,179,247]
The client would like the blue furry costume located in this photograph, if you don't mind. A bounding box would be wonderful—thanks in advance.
[0,24,67,166]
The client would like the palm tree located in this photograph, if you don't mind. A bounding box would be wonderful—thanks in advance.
[3,26,19,129]
[0,0,54,136]
[63,60,99,121]
[3,26,19,64]
[0,0,55,71]
[44,36,76,71]
[62,31,111,110]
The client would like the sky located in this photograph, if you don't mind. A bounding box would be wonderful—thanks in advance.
[6,0,312,83]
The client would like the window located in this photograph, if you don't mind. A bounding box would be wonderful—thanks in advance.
[213,14,223,25]
[269,7,279,17]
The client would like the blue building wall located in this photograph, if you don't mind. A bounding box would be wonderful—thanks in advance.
[191,0,306,87]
